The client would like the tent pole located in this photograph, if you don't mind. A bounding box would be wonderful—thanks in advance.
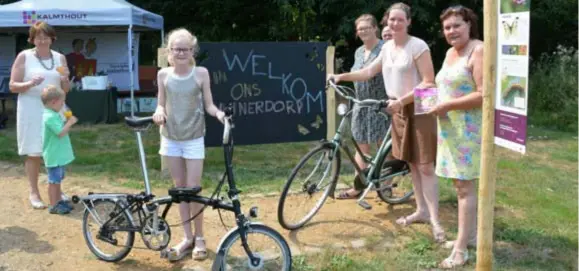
[161,28,165,46]
[128,24,134,117]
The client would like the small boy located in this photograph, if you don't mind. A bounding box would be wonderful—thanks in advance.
[41,85,77,214]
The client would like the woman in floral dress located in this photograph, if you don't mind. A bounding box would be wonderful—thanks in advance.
[428,5,483,268]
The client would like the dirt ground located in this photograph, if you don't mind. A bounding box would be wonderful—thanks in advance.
[0,161,446,271]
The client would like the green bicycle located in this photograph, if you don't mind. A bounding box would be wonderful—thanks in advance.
[277,79,414,230]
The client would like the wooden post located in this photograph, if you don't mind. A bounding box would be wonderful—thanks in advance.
[157,48,170,180]
[476,0,498,270]
[325,46,336,140]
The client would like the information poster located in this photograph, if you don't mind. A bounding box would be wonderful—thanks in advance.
[494,0,531,154]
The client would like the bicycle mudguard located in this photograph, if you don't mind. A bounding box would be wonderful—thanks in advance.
[210,222,267,271]
[322,141,340,199]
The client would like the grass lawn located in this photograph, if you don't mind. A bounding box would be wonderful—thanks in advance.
[0,122,577,270]
[290,127,578,271]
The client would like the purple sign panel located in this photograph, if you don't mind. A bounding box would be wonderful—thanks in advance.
[494,110,527,153]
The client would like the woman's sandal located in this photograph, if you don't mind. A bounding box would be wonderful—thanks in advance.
[192,236,208,261]
[162,238,194,262]
[439,248,469,269]
[29,196,46,209]
[336,189,361,200]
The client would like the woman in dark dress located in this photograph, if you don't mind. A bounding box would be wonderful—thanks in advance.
[337,14,389,199]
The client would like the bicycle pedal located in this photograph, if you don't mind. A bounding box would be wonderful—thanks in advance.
[358,200,372,210]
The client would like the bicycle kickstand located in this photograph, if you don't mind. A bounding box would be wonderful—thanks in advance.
[357,182,375,210]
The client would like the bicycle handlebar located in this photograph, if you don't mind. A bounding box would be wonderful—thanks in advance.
[222,103,234,144]
[327,79,389,109]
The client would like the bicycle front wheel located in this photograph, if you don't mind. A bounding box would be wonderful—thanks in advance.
[277,143,340,230]
[212,224,292,271]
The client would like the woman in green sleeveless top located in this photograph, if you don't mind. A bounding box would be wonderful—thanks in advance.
[428,6,484,268]
[152,28,225,262]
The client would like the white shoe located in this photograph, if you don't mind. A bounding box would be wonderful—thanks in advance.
[29,196,47,209]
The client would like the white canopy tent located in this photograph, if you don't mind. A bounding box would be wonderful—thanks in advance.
[0,0,164,116]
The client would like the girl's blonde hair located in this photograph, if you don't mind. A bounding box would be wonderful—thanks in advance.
[165,28,198,66]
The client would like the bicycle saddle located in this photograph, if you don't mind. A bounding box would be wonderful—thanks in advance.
[125,116,154,128]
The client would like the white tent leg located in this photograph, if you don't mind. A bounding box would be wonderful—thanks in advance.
[128,25,134,117]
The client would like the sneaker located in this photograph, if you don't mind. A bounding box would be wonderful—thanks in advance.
[61,193,74,210]
[58,200,74,212]
[49,202,71,215]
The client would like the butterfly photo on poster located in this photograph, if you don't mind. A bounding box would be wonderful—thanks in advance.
[499,14,529,44]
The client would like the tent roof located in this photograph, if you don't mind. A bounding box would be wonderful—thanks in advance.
[0,0,163,30]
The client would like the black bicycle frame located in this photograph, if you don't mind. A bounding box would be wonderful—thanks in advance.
[83,112,259,264]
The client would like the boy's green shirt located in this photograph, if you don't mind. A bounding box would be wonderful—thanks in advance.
[43,108,74,167]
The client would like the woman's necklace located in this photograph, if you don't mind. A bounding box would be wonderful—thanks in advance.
[34,49,54,71]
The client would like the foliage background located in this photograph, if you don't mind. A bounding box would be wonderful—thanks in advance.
[0,0,576,130]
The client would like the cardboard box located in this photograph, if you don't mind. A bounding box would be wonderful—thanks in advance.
[138,97,158,112]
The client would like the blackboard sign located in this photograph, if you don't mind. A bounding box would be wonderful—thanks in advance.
[197,42,329,147]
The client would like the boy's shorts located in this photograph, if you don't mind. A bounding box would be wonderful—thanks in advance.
[46,166,66,184]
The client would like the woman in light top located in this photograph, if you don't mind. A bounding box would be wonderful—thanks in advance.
[329,2,445,243]
[152,28,225,262]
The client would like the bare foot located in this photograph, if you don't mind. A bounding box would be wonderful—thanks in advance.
[443,237,477,249]
[432,223,446,243]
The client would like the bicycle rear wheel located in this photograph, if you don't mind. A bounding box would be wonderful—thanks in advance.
[375,159,414,204]
[212,224,292,271]
[82,199,135,262]
[277,143,340,230]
